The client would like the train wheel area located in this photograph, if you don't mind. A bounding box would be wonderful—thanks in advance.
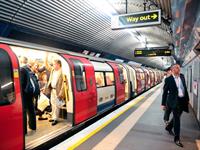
[51,84,200,150]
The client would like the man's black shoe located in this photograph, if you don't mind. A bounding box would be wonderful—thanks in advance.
[165,125,174,135]
[49,119,54,122]
[38,117,48,120]
[174,139,183,147]
[51,120,58,126]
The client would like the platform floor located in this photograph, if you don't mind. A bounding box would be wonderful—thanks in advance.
[25,113,71,149]
[52,85,200,150]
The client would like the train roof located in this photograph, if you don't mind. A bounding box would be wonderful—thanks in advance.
[0,37,113,62]
[0,37,163,72]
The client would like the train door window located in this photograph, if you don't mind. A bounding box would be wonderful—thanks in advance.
[187,69,189,87]
[0,49,15,105]
[70,59,87,91]
[147,72,150,84]
[141,72,144,80]
[189,67,192,93]
[117,66,124,83]
[105,72,114,86]
[95,72,105,87]
[136,72,139,80]
[138,72,141,80]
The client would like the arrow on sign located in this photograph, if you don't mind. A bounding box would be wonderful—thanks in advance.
[151,14,157,19]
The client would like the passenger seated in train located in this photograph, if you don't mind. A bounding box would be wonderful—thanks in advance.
[47,59,66,126]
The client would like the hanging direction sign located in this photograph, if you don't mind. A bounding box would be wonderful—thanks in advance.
[111,10,161,29]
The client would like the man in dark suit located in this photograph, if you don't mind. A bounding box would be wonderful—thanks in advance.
[163,67,172,124]
[20,56,37,134]
[161,63,189,147]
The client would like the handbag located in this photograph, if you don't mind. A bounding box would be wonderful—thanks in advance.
[56,98,65,108]
[38,93,50,112]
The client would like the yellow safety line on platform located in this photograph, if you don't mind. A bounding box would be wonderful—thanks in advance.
[67,96,144,150]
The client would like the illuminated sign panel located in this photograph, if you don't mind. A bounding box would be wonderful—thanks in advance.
[111,10,161,29]
[134,49,171,57]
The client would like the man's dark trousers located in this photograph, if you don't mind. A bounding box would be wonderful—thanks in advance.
[164,106,171,122]
[166,97,185,138]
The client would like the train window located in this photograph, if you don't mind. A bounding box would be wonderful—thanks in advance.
[95,72,105,87]
[189,67,192,93]
[70,59,87,91]
[141,73,145,80]
[137,73,140,79]
[117,66,124,84]
[105,72,115,86]
[0,49,15,105]
[140,73,142,80]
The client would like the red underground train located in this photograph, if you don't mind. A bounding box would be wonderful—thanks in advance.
[0,39,164,150]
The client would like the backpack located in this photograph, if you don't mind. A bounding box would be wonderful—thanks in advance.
[23,66,40,97]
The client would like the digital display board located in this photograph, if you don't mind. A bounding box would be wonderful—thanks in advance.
[134,49,171,57]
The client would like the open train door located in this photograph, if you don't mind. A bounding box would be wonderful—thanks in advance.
[108,62,125,105]
[0,44,24,150]
[62,54,97,125]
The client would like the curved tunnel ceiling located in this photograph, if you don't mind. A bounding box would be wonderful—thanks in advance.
[0,0,174,69]
[171,0,200,60]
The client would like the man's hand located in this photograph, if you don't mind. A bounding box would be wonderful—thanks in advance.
[161,105,166,110]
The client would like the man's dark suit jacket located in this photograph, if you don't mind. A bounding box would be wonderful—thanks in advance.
[162,74,189,112]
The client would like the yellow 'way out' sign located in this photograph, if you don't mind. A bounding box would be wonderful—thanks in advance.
[111,10,161,29]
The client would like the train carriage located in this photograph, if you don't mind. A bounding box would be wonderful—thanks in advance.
[130,67,145,94]
[126,64,137,97]
[142,67,151,90]
[91,61,115,112]
[62,54,98,125]
[148,68,155,87]
[107,62,125,105]
[0,39,163,150]
[0,44,24,150]
[118,64,131,100]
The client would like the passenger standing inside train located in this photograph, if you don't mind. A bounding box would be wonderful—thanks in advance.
[32,62,51,120]
[31,63,40,114]
[20,57,37,134]
[161,63,189,147]
[47,59,65,126]
[36,55,52,113]
[163,67,172,126]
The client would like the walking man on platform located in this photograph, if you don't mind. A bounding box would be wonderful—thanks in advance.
[163,67,172,126]
[161,63,189,147]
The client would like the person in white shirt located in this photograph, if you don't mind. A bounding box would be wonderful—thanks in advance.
[47,59,65,126]
[161,63,189,147]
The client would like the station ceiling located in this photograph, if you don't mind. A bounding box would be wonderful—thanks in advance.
[0,0,199,69]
